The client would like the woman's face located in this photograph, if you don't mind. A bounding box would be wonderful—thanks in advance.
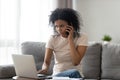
[54,20,68,37]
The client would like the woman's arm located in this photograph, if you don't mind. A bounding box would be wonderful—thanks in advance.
[69,40,87,66]
[37,48,53,74]
[67,26,88,66]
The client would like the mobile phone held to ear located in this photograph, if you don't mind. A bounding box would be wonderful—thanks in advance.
[65,25,71,36]
[66,31,69,36]
[66,27,69,36]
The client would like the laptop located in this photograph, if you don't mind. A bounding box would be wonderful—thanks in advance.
[12,54,52,79]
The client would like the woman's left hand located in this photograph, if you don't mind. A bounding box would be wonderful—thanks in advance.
[66,25,74,41]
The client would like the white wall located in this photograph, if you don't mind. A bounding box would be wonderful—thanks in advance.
[73,0,120,43]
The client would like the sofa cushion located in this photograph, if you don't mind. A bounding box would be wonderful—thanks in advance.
[0,65,16,78]
[21,42,46,63]
[21,41,54,75]
[101,43,120,79]
[81,42,102,79]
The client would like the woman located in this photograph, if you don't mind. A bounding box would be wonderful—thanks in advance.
[38,8,88,78]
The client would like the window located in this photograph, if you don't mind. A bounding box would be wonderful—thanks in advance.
[0,0,52,65]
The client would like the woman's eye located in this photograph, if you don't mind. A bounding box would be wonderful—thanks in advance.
[60,25,64,27]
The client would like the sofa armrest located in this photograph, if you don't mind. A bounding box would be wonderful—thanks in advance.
[0,65,16,78]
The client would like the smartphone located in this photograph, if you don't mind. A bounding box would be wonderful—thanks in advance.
[66,27,70,36]
[66,31,69,36]
[66,24,72,36]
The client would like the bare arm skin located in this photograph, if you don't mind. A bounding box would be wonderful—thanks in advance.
[37,48,53,74]
[66,26,87,66]
[69,39,87,66]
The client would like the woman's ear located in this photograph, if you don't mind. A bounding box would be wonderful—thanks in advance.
[68,23,72,26]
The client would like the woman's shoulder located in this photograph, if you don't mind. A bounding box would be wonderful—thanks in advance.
[79,32,88,38]
[48,34,60,40]
[46,35,60,44]
[75,32,88,46]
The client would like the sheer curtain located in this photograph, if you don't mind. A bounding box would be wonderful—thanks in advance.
[20,0,53,42]
[0,0,74,65]
[0,0,19,65]
[0,0,52,65]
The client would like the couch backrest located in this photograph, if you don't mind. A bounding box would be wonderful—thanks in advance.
[101,43,120,79]
[81,42,102,79]
[21,41,54,75]
[21,41,120,79]
[21,42,103,78]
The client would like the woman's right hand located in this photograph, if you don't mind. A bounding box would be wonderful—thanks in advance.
[37,69,48,74]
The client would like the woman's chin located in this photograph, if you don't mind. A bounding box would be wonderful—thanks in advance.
[61,34,68,38]
[58,33,67,37]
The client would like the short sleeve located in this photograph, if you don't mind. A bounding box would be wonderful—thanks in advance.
[77,33,88,46]
[45,35,54,49]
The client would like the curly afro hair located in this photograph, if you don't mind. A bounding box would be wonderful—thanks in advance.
[49,8,82,37]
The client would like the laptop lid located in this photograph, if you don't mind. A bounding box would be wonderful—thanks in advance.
[12,54,38,78]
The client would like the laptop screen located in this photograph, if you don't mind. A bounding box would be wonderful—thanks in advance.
[12,54,38,78]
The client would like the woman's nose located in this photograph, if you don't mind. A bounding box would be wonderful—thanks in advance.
[57,26,61,30]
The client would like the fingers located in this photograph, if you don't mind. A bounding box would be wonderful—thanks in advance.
[66,25,74,33]
[37,69,47,74]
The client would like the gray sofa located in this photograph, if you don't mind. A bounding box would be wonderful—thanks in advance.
[0,41,120,80]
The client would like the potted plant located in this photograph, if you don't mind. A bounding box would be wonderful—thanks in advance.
[102,34,112,44]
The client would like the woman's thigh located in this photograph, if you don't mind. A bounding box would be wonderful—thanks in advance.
[54,69,82,78]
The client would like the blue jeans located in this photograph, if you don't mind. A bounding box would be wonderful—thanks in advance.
[54,69,82,78]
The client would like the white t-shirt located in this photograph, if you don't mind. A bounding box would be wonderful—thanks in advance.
[46,33,88,76]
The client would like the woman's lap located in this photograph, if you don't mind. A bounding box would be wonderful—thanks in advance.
[53,69,82,78]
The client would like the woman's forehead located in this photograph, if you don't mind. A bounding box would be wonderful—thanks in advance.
[54,20,68,24]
